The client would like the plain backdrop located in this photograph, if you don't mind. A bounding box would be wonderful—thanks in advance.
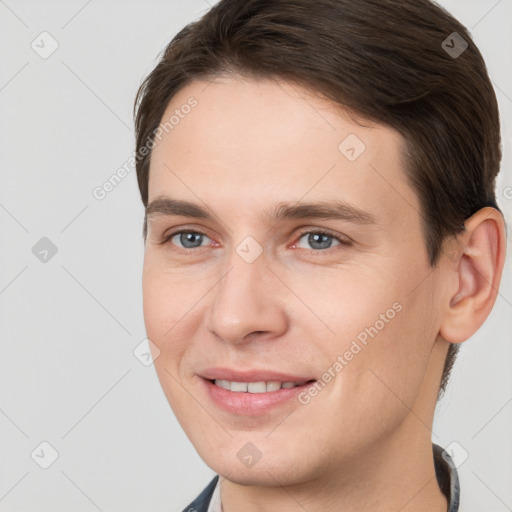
[0,1,511,511]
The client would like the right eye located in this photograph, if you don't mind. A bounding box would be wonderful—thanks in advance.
[163,230,213,250]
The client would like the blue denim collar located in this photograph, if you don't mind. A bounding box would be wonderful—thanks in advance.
[433,443,460,511]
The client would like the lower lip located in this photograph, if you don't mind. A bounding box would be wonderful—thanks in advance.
[202,378,315,416]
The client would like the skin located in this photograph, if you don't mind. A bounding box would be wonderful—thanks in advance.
[141,75,506,512]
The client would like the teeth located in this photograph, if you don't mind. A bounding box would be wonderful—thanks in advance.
[215,379,231,390]
[248,381,267,393]
[266,381,282,392]
[230,381,248,392]
[213,379,306,393]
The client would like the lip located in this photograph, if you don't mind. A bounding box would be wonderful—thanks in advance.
[199,367,315,383]
[199,367,317,416]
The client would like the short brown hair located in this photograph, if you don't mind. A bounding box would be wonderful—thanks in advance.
[133,0,502,394]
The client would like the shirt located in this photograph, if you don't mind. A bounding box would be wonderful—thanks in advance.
[183,443,460,512]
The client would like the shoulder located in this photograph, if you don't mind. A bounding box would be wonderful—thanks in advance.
[181,475,220,512]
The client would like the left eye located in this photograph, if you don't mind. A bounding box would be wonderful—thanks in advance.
[170,231,211,249]
[296,232,342,250]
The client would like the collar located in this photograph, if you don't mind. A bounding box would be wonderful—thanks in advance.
[433,443,460,511]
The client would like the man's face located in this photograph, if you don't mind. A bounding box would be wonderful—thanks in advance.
[142,76,448,485]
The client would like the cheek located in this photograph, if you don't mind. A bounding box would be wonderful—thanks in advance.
[142,261,194,359]
[297,264,433,400]
[142,265,198,413]
[350,287,437,407]
[287,264,401,346]
[142,269,169,344]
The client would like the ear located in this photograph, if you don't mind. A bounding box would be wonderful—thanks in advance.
[439,207,507,344]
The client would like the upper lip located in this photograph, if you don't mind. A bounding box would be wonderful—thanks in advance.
[200,367,316,383]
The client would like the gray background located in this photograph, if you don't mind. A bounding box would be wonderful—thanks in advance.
[0,1,511,510]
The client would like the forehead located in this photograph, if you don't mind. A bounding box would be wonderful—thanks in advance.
[147,75,419,226]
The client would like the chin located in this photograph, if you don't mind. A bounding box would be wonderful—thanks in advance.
[202,443,312,486]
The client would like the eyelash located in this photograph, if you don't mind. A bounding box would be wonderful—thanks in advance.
[158,228,352,254]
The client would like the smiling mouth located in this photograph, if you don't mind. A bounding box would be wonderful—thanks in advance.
[209,379,316,393]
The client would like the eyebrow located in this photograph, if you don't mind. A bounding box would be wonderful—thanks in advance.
[146,196,377,220]
[144,196,377,237]
[268,200,377,224]
[146,197,210,220]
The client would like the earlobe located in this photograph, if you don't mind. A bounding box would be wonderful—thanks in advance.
[439,207,506,344]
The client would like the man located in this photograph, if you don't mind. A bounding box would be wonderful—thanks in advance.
[133,0,507,510]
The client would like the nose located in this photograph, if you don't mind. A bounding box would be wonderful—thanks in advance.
[205,249,289,346]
